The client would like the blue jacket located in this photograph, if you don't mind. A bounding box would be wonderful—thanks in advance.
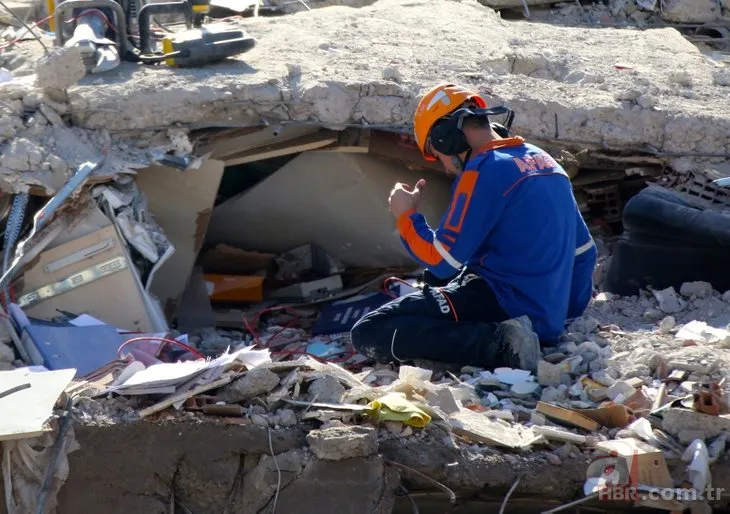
[397,136,596,343]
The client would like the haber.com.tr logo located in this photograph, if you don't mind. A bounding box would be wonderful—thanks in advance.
[584,440,640,502]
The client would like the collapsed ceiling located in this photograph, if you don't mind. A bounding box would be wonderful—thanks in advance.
[1,0,730,195]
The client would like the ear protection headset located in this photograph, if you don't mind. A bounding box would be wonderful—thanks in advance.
[429,106,515,157]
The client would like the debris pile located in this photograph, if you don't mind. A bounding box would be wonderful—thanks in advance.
[18,279,722,510]
[1,0,730,511]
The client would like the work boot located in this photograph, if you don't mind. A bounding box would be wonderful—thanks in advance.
[498,315,541,373]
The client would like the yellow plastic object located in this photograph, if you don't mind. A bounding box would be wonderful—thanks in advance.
[204,274,264,302]
[47,0,56,31]
[366,393,431,428]
[162,37,176,67]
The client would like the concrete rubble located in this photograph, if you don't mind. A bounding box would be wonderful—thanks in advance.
[32,279,730,511]
[0,0,727,196]
[0,0,730,512]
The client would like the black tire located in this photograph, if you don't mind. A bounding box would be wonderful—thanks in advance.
[603,231,730,296]
[622,187,730,246]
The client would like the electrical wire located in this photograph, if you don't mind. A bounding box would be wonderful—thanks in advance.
[0,0,48,53]
[267,427,281,514]
[382,276,415,298]
[117,335,206,360]
[242,305,305,348]
[243,305,362,368]
[2,193,28,306]
[0,13,52,51]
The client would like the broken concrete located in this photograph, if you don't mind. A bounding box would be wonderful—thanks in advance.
[37,418,626,513]
[306,425,378,460]
[54,0,730,165]
[662,408,730,439]
[35,46,86,91]
[221,368,280,402]
[1,0,728,196]
[308,375,346,403]
[660,0,721,23]
[680,281,714,299]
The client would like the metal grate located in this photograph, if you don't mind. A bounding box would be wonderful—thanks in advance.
[584,184,622,223]
[655,169,730,211]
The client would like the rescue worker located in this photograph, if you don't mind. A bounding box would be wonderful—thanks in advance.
[350,83,597,372]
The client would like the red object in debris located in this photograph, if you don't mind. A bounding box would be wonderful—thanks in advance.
[614,63,634,71]
[693,382,725,416]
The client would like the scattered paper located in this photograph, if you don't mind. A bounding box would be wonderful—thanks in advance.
[109,346,270,395]
[675,320,730,346]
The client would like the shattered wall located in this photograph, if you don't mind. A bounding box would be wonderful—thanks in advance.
[50,420,595,514]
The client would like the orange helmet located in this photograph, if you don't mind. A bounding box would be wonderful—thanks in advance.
[413,83,487,161]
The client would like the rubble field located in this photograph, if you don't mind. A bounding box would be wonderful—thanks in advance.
[2,0,730,513]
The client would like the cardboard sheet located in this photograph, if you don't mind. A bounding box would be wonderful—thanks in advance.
[0,368,75,441]
[206,152,452,268]
[135,159,225,317]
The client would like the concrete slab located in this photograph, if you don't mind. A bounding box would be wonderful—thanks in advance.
[62,0,730,163]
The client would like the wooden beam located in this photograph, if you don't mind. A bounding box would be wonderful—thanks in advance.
[201,124,320,160]
[223,131,339,166]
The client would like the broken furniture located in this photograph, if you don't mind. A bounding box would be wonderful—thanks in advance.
[14,205,167,333]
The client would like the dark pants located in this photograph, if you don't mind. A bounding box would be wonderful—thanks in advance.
[350,270,521,369]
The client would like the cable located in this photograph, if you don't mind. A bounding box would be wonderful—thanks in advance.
[0,13,52,51]
[0,0,48,53]
[35,398,73,514]
[67,8,116,33]
[267,427,281,514]
[382,276,413,298]
[117,335,205,360]
[499,475,522,514]
[242,305,304,348]
[2,193,28,306]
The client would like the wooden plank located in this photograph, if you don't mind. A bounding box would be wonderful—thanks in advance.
[536,401,600,431]
[0,368,75,441]
[201,124,314,160]
[330,128,371,153]
[223,131,339,166]
[138,375,234,418]
[576,404,631,429]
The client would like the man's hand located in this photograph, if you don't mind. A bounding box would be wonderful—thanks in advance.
[388,179,426,219]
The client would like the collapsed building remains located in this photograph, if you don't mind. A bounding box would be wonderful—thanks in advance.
[1,0,730,512]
